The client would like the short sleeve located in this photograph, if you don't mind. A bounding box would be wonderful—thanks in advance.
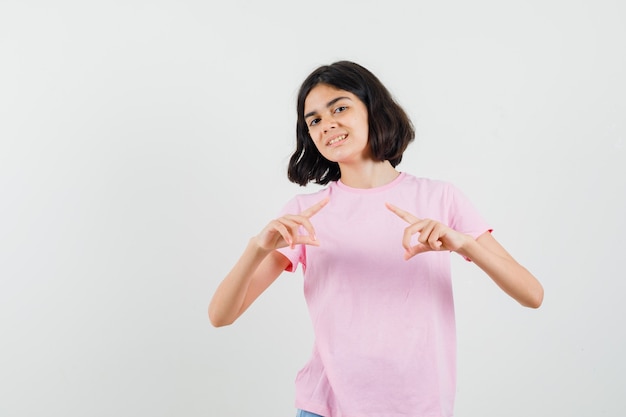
[275,196,306,273]
[446,183,492,261]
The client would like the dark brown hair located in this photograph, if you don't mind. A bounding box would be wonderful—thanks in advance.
[287,61,415,186]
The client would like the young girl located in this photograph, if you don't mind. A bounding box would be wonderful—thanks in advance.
[209,61,543,417]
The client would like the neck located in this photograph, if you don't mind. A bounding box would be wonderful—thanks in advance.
[338,160,400,189]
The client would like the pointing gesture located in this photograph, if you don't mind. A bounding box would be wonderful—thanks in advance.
[385,202,472,260]
[256,197,330,251]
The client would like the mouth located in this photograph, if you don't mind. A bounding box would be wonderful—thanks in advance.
[326,134,347,146]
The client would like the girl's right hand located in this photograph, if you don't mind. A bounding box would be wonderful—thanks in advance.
[255,197,329,251]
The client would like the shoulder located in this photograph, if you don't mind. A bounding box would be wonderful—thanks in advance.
[396,173,474,213]
[399,172,457,194]
[279,185,332,214]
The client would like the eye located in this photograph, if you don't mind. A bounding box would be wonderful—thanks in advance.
[334,106,347,114]
[308,117,321,127]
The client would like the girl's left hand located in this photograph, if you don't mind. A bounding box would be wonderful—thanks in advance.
[385,203,473,260]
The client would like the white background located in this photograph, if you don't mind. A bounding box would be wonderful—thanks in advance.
[1,1,625,416]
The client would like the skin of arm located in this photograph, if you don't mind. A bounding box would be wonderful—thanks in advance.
[460,232,543,308]
[208,197,329,327]
[386,202,543,309]
[208,243,289,327]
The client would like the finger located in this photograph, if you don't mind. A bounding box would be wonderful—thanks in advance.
[276,218,304,248]
[404,242,431,260]
[416,220,437,246]
[293,233,322,247]
[385,202,420,224]
[427,223,445,250]
[300,196,330,218]
[402,220,437,259]
[268,220,294,248]
[402,219,430,248]
[402,221,424,253]
[282,214,317,242]
[289,197,329,241]
[278,217,323,249]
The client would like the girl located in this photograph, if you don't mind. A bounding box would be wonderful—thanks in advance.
[209,61,543,417]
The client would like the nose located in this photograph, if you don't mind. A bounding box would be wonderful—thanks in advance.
[321,116,337,133]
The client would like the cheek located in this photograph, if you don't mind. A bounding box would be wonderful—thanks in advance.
[309,135,324,152]
[308,129,323,146]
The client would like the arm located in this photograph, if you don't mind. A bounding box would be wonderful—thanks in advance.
[208,197,329,327]
[458,232,543,308]
[386,203,543,309]
[208,242,290,327]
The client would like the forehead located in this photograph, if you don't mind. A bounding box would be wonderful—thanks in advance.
[304,84,358,112]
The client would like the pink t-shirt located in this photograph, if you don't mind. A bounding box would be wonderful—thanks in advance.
[277,173,491,417]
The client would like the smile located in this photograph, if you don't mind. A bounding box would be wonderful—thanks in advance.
[327,135,347,146]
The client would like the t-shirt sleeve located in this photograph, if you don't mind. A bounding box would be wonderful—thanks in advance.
[447,183,492,240]
[275,196,306,273]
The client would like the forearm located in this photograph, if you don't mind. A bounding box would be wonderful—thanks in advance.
[458,237,544,308]
[208,238,272,327]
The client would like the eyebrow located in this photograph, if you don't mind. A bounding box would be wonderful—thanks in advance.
[304,96,351,119]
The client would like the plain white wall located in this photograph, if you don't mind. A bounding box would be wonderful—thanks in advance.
[1,1,624,416]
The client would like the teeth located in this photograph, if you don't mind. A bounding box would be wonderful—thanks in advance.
[328,135,346,145]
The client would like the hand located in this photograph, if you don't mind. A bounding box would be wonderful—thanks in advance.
[385,202,472,260]
[255,197,329,251]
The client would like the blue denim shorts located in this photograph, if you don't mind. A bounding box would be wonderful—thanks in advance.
[296,409,324,417]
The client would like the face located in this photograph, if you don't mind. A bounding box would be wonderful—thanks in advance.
[303,84,370,164]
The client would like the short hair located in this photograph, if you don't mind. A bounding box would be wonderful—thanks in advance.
[287,61,415,186]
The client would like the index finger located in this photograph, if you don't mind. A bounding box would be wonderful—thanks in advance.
[385,202,421,224]
[301,196,330,218]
